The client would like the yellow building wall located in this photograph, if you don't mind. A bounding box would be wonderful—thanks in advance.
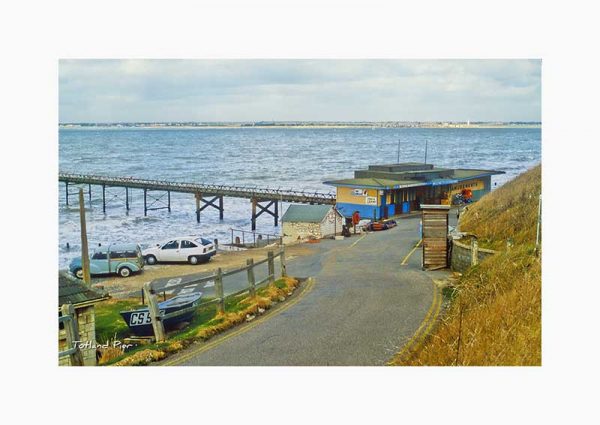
[336,187,381,206]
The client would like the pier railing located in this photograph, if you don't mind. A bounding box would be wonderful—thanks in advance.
[59,172,336,204]
[142,246,287,342]
[229,228,282,248]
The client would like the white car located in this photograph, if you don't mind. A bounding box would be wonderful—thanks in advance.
[142,236,217,265]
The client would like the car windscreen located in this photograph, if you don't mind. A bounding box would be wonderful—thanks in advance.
[195,238,213,246]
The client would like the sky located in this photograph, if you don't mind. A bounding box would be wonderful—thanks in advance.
[59,59,541,123]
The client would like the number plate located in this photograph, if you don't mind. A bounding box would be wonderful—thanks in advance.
[129,311,152,326]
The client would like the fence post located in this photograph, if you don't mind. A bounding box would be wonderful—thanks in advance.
[60,304,84,366]
[247,258,256,298]
[268,251,275,283]
[215,268,225,314]
[280,245,287,277]
[143,282,165,342]
[471,238,479,266]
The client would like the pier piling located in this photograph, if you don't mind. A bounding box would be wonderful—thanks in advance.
[102,184,106,213]
[251,198,257,230]
[195,193,201,223]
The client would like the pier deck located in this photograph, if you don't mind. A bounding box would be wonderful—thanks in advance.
[59,172,336,229]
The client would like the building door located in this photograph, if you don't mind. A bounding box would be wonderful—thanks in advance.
[380,193,388,219]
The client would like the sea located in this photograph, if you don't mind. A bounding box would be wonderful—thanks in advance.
[58,127,541,268]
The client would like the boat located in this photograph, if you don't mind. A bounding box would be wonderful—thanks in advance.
[120,292,202,337]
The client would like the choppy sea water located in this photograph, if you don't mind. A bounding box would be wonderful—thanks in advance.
[58,127,541,268]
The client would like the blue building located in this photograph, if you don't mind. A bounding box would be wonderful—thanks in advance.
[324,162,504,220]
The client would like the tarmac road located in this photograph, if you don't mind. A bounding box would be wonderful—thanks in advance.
[165,214,453,366]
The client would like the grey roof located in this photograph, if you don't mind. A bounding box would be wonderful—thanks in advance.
[281,204,337,223]
[58,272,109,308]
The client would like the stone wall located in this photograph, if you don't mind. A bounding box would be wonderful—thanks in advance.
[282,222,322,244]
[451,238,497,273]
[59,305,97,366]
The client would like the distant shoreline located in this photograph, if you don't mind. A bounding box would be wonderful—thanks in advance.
[59,123,541,130]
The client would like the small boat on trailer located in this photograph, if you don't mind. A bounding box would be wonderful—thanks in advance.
[120,292,202,337]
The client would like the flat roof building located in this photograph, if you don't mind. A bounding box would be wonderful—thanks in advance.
[324,162,504,220]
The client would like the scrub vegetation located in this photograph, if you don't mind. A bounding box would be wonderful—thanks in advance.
[95,277,300,366]
[395,165,541,366]
[458,165,542,251]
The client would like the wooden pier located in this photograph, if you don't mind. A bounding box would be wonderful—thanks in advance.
[59,172,336,230]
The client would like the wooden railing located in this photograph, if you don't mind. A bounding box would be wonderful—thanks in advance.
[143,246,287,342]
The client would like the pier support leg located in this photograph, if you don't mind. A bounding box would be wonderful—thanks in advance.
[65,182,69,206]
[88,184,92,204]
[125,187,129,211]
[168,190,171,213]
[144,188,147,216]
[102,184,106,214]
[251,199,278,231]
[251,198,257,231]
[195,193,201,223]
[219,196,224,220]
[274,200,279,226]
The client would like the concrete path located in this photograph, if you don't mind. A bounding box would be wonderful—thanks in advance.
[165,214,452,366]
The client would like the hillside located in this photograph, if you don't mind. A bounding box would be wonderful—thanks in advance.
[459,164,541,250]
[395,164,542,366]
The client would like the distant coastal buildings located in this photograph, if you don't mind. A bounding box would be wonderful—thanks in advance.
[59,121,541,129]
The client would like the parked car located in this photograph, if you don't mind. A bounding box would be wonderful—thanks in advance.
[142,236,216,265]
[69,243,144,279]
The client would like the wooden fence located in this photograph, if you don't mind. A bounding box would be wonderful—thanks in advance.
[58,304,84,366]
[144,246,287,342]
[450,237,498,272]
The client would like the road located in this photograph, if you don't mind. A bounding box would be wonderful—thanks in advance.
[163,214,455,366]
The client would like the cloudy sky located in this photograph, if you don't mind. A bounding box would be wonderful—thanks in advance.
[59,59,541,123]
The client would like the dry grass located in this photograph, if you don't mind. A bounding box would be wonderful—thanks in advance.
[98,346,124,365]
[114,349,166,366]
[459,164,541,250]
[394,164,542,366]
[402,247,541,365]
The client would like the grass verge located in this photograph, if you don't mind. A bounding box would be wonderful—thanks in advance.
[95,276,300,366]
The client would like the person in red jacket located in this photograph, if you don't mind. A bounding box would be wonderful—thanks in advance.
[352,211,360,234]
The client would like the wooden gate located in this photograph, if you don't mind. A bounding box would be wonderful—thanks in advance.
[421,204,450,270]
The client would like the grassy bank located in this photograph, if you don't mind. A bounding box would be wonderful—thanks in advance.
[393,164,541,366]
[94,276,300,366]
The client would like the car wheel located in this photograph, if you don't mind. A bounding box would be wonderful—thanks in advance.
[118,267,132,278]
[145,255,157,265]
[188,256,199,265]
[73,268,83,279]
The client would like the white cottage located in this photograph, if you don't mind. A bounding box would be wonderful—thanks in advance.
[281,205,344,244]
